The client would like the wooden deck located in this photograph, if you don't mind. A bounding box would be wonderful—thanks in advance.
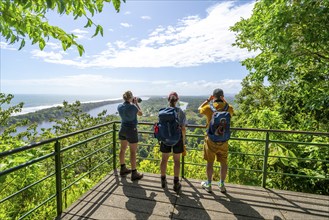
[60,171,329,219]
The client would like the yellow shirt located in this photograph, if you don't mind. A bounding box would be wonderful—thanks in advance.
[199,101,234,128]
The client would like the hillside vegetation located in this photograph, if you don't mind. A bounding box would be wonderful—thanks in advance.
[1,0,329,219]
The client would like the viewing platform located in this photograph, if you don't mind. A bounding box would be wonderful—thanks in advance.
[60,172,329,220]
[1,121,328,219]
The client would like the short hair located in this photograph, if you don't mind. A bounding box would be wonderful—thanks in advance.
[213,88,224,99]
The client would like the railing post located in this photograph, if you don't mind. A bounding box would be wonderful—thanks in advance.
[113,122,117,171]
[181,154,185,179]
[262,132,270,188]
[54,141,62,216]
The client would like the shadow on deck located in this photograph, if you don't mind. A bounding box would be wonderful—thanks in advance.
[60,172,329,220]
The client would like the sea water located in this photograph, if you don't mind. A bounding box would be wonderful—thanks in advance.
[2,94,121,116]
[1,94,153,135]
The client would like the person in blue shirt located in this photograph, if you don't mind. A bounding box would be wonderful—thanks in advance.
[117,91,143,181]
[160,92,187,193]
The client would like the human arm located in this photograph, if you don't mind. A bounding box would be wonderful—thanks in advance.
[198,95,214,112]
[133,97,143,116]
[181,125,186,145]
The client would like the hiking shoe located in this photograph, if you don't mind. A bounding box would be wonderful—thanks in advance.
[131,171,143,181]
[219,183,226,193]
[173,182,182,194]
[161,178,167,188]
[120,166,131,176]
[201,181,212,193]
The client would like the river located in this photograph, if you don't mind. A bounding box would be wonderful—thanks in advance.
[5,98,188,135]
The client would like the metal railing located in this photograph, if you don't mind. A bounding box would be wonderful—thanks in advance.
[0,121,328,219]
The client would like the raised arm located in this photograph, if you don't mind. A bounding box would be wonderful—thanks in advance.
[198,95,213,111]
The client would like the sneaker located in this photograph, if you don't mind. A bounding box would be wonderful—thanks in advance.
[131,171,143,181]
[120,166,131,176]
[161,178,167,188]
[219,183,226,193]
[201,181,212,193]
[173,182,182,194]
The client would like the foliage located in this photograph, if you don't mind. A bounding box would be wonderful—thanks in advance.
[1,94,117,219]
[0,0,125,55]
[231,0,329,131]
[1,93,328,219]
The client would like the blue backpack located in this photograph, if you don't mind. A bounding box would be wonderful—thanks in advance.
[154,107,181,146]
[207,102,231,142]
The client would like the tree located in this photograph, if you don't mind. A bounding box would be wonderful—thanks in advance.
[231,0,329,131]
[0,0,125,56]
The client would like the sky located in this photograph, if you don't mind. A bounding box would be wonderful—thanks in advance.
[0,0,257,98]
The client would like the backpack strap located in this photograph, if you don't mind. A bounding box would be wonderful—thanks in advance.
[174,107,182,129]
[223,103,229,111]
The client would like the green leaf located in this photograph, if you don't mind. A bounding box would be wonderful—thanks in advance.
[59,0,65,14]
[99,25,104,36]
[18,39,25,50]
[84,19,93,28]
[46,0,53,8]
[92,25,100,38]
[62,41,67,51]
[39,40,45,50]
[112,0,121,12]
[77,44,85,56]
[10,35,17,44]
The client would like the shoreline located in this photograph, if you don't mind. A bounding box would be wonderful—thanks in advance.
[12,97,124,116]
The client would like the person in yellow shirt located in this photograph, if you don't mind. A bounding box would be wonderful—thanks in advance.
[198,88,234,193]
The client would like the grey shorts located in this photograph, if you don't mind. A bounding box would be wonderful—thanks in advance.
[119,126,138,144]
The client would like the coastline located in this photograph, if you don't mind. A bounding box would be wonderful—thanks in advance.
[12,97,123,116]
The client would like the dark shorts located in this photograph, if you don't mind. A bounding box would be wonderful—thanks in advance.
[160,137,184,154]
[119,126,138,144]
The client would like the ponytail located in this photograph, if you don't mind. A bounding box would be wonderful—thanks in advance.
[168,95,178,107]
[123,91,133,102]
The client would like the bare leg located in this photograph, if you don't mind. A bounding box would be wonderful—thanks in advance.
[220,163,228,181]
[119,140,128,165]
[129,142,138,170]
[161,153,170,176]
[173,153,181,178]
[206,161,214,181]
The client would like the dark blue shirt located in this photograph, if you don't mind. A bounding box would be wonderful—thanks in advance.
[117,102,139,127]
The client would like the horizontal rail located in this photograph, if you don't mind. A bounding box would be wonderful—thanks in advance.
[1,120,328,220]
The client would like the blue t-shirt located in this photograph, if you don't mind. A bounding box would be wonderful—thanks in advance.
[117,102,139,127]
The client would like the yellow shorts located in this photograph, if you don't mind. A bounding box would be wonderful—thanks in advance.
[203,136,228,165]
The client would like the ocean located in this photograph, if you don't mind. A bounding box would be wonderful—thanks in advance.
[1,94,123,134]
[1,94,177,134]
[3,94,122,116]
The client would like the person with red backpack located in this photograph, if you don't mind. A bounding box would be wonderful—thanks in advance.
[154,92,186,193]
[198,88,234,193]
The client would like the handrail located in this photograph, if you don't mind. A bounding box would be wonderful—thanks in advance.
[0,120,328,219]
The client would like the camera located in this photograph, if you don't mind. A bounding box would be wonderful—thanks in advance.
[134,97,142,103]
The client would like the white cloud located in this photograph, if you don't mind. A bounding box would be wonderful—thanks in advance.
[2,75,241,95]
[0,42,16,50]
[120,23,132,28]
[31,50,64,60]
[114,41,127,49]
[124,11,131,15]
[71,28,89,39]
[72,29,89,34]
[141,16,151,20]
[30,1,256,69]
[46,42,61,50]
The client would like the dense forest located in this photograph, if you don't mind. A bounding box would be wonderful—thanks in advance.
[1,0,329,219]
[0,92,328,219]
